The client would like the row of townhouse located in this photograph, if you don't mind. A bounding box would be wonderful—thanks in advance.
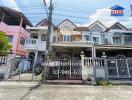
[24,19,132,63]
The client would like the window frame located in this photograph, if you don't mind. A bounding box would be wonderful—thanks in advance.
[41,34,47,41]
[7,35,13,43]
[83,35,89,41]
[20,37,25,45]
[113,37,121,44]
[63,35,71,42]
[93,37,99,43]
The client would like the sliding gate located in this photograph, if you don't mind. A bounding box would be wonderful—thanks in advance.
[47,59,81,80]
[107,57,132,79]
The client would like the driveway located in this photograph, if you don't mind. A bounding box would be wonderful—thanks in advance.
[0,65,7,80]
[0,81,132,100]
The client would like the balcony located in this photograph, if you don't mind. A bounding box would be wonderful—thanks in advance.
[24,38,46,51]
[51,41,93,48]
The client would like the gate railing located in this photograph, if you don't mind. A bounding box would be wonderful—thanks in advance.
[0,56,8,65]
[80,53,107,80]
[47,59,81,80]
[107,58,132,79]
[83,57,105,68]
[3,58,44,81]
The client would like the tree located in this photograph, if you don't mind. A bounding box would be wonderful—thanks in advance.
[0,32,12,55]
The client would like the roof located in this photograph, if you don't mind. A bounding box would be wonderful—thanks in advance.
[36,18,55,27]
[128,28,132,31]
[105,22,128,32]
[36,19,48,26]
[110,5,124,10]
[57,19,77,28]
[88,20,107,31]
[0,6,33,28]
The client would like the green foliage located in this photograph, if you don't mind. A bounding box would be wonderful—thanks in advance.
[96,78,110,86]
[0,31,12,55]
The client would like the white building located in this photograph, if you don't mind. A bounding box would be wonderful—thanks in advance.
[24,19,54,64]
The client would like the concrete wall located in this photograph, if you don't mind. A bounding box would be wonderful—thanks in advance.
[96,68,105,78]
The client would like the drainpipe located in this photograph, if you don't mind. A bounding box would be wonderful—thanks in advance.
[16,13,23,56]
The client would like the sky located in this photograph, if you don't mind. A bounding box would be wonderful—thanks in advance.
[0,0,132,27]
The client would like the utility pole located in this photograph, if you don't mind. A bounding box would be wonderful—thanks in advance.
[42,0,53,83]
[46,0,53,50]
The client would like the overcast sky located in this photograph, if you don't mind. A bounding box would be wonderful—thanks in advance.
[0,0,132,27]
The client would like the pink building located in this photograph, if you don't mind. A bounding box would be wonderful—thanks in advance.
[0,21,30,56]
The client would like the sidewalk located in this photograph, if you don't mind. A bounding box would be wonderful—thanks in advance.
[0,81,132,100]
[0,81,38,87]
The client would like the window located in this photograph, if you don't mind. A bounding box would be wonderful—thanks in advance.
[53,36,56,42]
[124,34,132,44]
[20,37,25,45]
[7,35,13,42]
[113,37,121,44]
[93,37,99,43]
[67,36,70,41]
[41,34,47,41]
[32,35,38,39]
[64,35,67,41]
[63,35,71,42]
[84,35,89,41]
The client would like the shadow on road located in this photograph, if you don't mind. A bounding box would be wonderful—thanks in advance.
[20,80,44,100]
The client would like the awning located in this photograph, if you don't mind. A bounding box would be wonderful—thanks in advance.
[113,32,132,36]
[0,6,33,28]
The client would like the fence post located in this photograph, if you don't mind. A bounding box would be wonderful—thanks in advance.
[4,57,13,80]
[104,58,108,80]
[80,51,86,81]
[93,57,96,80]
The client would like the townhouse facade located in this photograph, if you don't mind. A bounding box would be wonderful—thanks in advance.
[24,18,132,61]
[48,19,132,80]
[23,19,132,80]
[24,19,54,65]
[51,19,132,59]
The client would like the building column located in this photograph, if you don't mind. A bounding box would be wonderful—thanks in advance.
[121,36,125,45]
[92,45,96,57]
[80,51,86,80]
[34,51,38,65]
[81,51,95,84]
[91,45,96,80]
[32,51,38,80]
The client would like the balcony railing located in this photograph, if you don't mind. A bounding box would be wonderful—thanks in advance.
[24,38,38,49]
[51,41,93,47]
[24,38,46,50]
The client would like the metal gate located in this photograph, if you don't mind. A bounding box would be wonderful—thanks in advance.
[47,59,81,80]
[107,57,132,79]
[4,58,43,81]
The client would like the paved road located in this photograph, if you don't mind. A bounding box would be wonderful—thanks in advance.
[0,82,132,100]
